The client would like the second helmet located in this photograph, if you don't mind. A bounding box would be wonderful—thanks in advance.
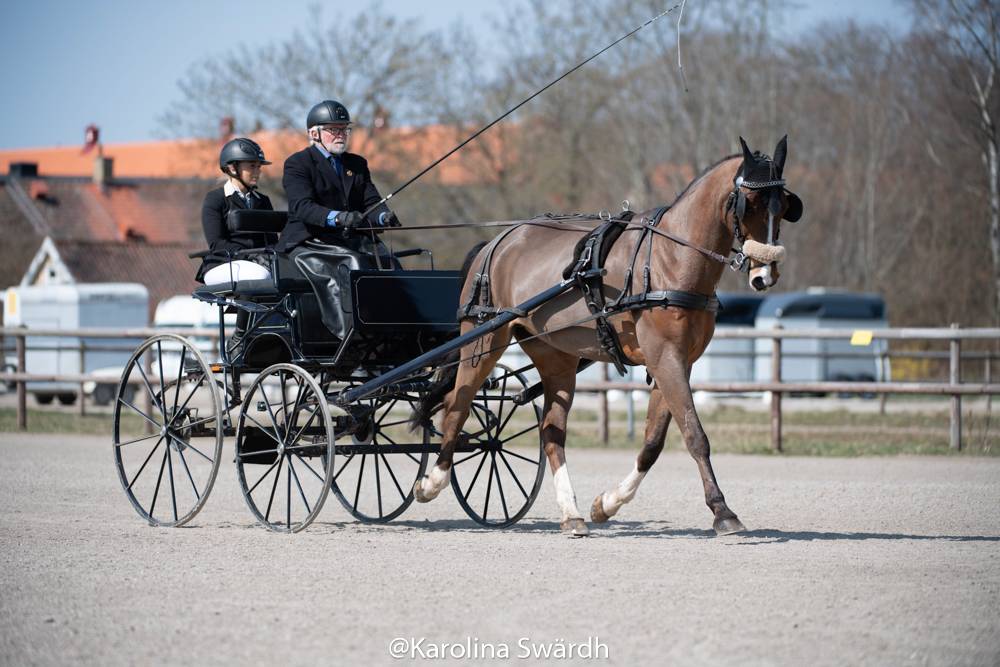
[219,138,271,171]
[306,100,351,128]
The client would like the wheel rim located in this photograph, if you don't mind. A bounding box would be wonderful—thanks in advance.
[450,364,545,527]
[329,393,429,523]
[236,364,334,533]
[113,334,223,527]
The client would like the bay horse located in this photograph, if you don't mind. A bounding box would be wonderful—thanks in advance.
[414,137,803,536]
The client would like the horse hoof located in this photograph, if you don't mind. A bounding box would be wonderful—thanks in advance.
[560,518,591,538]
[590,495,611,523]
[714,516,746,535]
[412,478,431,503]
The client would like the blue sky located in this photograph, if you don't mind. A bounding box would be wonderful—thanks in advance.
[0,0,906,149]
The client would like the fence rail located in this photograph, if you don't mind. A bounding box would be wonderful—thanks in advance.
[2,325,998,450]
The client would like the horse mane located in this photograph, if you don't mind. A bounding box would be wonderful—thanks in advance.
[667,153,740,208]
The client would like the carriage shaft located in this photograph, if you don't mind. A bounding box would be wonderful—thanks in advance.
[336,279,576,406]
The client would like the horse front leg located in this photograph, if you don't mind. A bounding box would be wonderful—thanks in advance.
[590,386,671,523]
[413,328,509,503]
[648,355,746,535]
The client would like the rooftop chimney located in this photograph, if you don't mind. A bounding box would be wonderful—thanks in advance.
[93,156,113,186]
[8,162,38,179]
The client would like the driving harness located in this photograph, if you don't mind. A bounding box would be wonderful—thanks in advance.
[458,207,719,376]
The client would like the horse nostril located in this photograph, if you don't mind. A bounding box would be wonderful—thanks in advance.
[751,276,767,291]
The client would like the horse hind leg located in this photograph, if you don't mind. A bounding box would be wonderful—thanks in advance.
[413,325,511,503]
[591,386,670,524]
[517,335,589,537]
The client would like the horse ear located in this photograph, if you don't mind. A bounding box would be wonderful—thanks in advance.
[739,137,754,166]
[773,135,788,175]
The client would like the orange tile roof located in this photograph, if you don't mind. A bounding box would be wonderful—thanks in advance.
[0,125,514,185]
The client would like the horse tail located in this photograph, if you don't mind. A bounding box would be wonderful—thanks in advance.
[410,241,489,431]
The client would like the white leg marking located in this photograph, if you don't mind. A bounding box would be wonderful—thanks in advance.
[419,464,450,501]
[600,464,647,519]
[553,464,584,521]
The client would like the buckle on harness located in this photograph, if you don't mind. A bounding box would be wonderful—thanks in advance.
[729,252,748,273]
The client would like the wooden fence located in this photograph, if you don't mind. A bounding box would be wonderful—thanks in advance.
[2,325,999,451]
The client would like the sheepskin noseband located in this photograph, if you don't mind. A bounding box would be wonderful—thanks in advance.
[741,239,786,264]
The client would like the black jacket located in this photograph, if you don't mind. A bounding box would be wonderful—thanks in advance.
[279,145,394,252]
[196,186,275,282]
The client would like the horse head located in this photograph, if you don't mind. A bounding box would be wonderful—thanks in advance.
[730,136,804,291]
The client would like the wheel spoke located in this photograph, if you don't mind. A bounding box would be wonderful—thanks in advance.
[288,454,312,516]
[176,446,201,501]
[500,424,538,445]
[116,432,161,448]
[374,449,383,517]
[494,401,521,440]
[261,383,284,442]
[493,454,510,522]
[482,453,495,520]
[379,419,413,428]
[156,341,168,417]
[377,451,408,502]
[173,346,187,411]
[353,454,367,511]
[375,399,399,426]
[498,451,529,499]
[294,453,325,483]
[118,395,162,430]
[264,456,284,522]
[166,374,209,429]
[148,446,169,519]
[135,360,163,418]
[286,455,292,530]
[183,413,219,430]
[236,446,280,459]
[333,453,356,482]
[494,374,509,438]
[462,452,488,502]
[469,401,490,436]
[244,413,283,447]
[289,405,321,446]
[502,449,539,466]
[247,457,281,495]
[454,451,483,466]
[166,443,178,522]
[169,436,214,464]
[127,436,164,490]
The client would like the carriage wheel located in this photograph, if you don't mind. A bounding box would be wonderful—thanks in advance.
[450,364,544,527]
[113,334,223,527]
[329,393,430,523]
[235,363,334,533]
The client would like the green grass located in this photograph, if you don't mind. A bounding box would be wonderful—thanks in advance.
[2,405,996,457]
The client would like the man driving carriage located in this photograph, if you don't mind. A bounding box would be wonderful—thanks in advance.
[278,99,401,253]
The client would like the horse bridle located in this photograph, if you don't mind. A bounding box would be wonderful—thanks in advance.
[725,154,788,273]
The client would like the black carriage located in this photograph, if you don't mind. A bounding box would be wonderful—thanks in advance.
[112,211,545,532]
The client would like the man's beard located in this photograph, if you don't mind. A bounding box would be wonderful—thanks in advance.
[328,141,348,155]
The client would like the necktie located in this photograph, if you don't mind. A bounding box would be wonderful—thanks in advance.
[330,155,343,178]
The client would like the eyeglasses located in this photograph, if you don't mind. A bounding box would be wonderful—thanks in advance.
[319,126,352,137]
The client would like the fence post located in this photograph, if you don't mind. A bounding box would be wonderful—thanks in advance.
[950,323,961,450]
[878,348,888,416]
[771,325,783,453]
[598,362,609,445]
[16,332,26,431]
[77,341,86,417]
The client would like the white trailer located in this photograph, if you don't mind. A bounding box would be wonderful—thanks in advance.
[753,288,890,385]
[3,283,148,404]
[690,293,764,386]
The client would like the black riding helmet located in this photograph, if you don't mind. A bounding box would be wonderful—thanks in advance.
[219,137,271,173]
[306,100,351,128]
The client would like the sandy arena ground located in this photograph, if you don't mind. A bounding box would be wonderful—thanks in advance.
[1,432,998,666]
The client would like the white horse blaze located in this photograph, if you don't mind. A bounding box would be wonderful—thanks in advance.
[553,465,584,521]
[600,464,647,518]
